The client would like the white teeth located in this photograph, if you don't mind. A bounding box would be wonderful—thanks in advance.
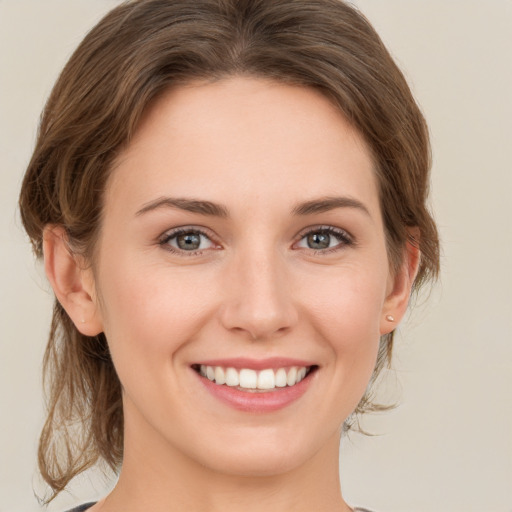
[198,364,312,390]
[287,367,298,386]
[239,369,257,389]
[214,366,225,385]
[275,368,287,388]
[257,369,275,390]
[225,367,239,387]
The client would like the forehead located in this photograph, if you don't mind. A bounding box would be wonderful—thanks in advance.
[107,77,380,220]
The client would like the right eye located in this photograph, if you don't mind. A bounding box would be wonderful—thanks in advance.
[160,228,216,255]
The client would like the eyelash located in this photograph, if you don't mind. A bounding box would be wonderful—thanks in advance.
[158,225,354,256]
[159,227,216,256]
[295,225,354,254]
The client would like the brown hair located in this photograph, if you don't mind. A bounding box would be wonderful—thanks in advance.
[19,0,439,500]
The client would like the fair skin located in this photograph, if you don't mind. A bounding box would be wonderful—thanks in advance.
[44,77,418,512]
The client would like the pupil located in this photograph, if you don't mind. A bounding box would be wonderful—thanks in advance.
[308,232,330,249]
[177,233,201,250]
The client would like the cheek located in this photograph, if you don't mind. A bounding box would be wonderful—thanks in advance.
[304,264,388,342]
[301,265,387,393]
[95,256,216,368]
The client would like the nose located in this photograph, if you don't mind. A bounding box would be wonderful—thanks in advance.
[219,248,299,341]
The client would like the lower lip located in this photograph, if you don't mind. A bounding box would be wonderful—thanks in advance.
[196,371,314,412]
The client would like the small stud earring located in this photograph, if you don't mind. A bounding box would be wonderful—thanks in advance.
[386,315,395,322]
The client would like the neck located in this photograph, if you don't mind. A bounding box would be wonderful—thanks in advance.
[97,405,351,512]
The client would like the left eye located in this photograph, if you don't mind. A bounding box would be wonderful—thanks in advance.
[296,228,351,251]
[162,230,214,252]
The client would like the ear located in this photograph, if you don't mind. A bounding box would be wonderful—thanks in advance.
[380,229,421,335]
[43,225,103,336]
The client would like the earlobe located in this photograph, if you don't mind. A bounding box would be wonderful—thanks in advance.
[43,225,103,336]
[380,230,421,335]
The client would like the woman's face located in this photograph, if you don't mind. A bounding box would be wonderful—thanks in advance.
[91,77,399,476]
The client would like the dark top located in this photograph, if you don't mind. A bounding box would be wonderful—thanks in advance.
[66,503,375,511]
[66,504,96,512]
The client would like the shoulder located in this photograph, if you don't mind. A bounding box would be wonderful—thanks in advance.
[64,504,375,512]
[65,504,375,512]
[64,503,96,512]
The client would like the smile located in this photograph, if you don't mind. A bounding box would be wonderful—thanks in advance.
[196,365,313,391]
[191,358,318,412]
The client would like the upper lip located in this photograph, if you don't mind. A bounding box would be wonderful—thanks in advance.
[192,357,317,371]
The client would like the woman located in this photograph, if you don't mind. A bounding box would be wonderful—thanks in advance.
[19,0,439,511]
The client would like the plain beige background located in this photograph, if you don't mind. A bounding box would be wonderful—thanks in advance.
[1,1,511,511]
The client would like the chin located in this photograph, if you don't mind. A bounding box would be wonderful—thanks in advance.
[198,445,312,478]
[176,421,340,479]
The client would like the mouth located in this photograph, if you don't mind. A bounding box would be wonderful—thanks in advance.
[191,364,318,393]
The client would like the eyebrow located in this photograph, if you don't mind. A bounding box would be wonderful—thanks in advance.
[136,197,229,218]
[291,196,370,217]
[135,195,370,218]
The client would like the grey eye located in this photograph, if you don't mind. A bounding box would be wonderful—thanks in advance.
[307,232,330,249]
[176,232,202,250]
[163,230,215,252]
[296,227,352,252]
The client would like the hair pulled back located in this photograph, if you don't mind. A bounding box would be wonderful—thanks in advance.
[19,0,440,499]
